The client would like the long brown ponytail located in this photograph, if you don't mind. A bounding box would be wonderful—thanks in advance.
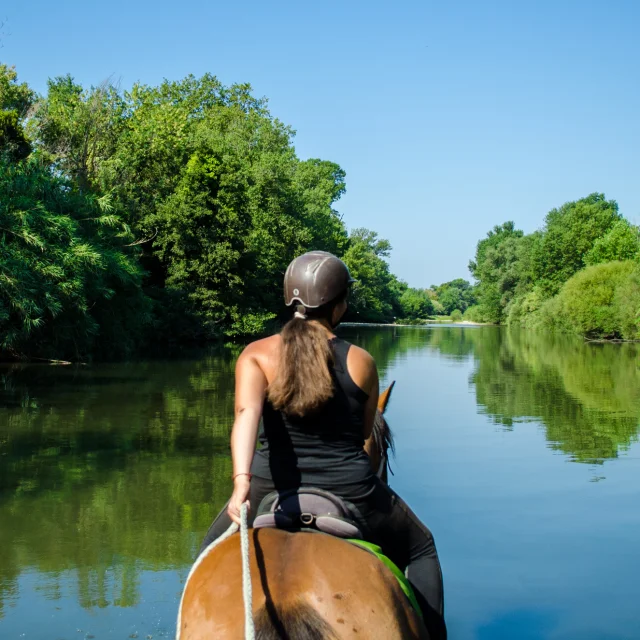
[267,315,335,417]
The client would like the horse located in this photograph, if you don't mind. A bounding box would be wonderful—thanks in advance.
[177,383,430,639]
[365,380,396,484]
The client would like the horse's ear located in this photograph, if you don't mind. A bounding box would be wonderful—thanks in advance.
[377,380,396,414]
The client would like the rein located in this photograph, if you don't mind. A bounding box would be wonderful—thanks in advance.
[175,504,254,640]
[240,502,255,640]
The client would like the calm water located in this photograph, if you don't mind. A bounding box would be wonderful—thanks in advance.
[1,326,639,640]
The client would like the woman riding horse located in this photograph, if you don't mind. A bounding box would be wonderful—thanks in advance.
[199,251,446,638]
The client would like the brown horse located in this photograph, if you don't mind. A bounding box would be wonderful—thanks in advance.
[177,383,429,639]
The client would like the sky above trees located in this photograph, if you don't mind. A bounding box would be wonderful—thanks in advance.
[2,0,638,287]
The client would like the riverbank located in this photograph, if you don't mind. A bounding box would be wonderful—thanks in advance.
[342,319,489,328]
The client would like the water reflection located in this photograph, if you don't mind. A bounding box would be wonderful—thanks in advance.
[0,354,236,622]
[471,329,640,463]
[342,325,640,464]
[1,327,639,637]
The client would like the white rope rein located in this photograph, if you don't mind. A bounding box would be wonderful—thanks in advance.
[176,502,254,640]
[240,501,255,640]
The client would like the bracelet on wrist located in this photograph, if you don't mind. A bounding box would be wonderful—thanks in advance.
[233,472,252,481]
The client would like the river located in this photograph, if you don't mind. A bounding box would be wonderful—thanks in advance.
[1,326,639,639]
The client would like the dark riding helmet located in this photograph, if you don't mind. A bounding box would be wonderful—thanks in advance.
[284,251,355,308]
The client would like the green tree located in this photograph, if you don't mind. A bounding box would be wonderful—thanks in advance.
[0,64,35,161]
[0,157,149,360]
[0,63,35,116]
[433,278,476,314]
[469,222,525,323]
[99,75,265,233]
[30,72,351,342]
[30,75,125,192]
[292,159,348,255]
[5,66,413,352]
[530,193,621,295]
[342,228,404,323]
[585,219,640,265]
[398,288,434,320]
[151,106,312,337]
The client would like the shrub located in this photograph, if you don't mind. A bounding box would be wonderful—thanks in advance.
[558,261,635,338]
[615,269,640,340]
[398,287,434,321]
[450,309,463,322]
[507,288,548,326]
[535,261,638,340]
[462,305,485,323]
[524,294,569,333]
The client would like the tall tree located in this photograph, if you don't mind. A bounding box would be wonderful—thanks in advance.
[0,157,148,360]
[0,64,35,161]
[0,63,35,116]
[434,278,476,314]
[469,222,524,323]
[292,159,348,255]
[151,106,301,336]
[530,193,621,295]
[342,228,404,322]
[399,288,434,320]
[585,219,640,266]
[30,75,125,192]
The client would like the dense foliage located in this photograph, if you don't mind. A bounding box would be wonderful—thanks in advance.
[0,157,148,359]
[431,278,476,315]
[469,194,640,339]
[1,65,447,359]
[17,59,632,358]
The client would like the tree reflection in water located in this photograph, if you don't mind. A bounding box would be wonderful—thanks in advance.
[1,327,638,622]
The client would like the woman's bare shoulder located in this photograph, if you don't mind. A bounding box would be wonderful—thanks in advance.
[347,343,375,367]
[238,334,281,362]
[345,343,377,391]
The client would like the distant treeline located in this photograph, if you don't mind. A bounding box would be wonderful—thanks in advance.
[0,64,458,360]
[466,193,640,340]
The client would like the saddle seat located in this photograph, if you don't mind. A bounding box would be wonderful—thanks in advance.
[252,487,423,620]
[252,487,363,538]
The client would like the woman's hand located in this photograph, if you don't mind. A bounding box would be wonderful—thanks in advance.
[227,475,251,525]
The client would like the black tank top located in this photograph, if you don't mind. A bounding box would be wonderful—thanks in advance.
[251,337,375,490]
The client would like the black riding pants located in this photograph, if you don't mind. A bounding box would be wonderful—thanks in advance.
[199,476,447,640]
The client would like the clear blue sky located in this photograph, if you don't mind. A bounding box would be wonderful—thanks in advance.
[3,0,639,287]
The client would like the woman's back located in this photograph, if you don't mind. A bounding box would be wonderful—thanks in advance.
[251,336,376,489]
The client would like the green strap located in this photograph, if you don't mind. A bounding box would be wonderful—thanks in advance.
[347,539,423,620]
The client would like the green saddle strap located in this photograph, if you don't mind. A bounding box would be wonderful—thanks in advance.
[347,539,423,620]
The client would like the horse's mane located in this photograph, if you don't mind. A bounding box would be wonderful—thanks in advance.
[254,601,338,639]
[373,409,395,458]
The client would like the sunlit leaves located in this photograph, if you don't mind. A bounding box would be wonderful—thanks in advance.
[0,158,148,359]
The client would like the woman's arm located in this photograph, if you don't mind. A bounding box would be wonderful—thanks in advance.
[349,348,381,471]
[346,344,380,446]
[362,358,379,441]
[227,345,268,525]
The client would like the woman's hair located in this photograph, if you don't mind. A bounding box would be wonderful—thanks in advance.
[267,296,345,417]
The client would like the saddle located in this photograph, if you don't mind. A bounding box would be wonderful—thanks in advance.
[251,487,423,620]
[253,488,364,538]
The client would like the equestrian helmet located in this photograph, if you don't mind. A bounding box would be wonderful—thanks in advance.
[284,251,355,308]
